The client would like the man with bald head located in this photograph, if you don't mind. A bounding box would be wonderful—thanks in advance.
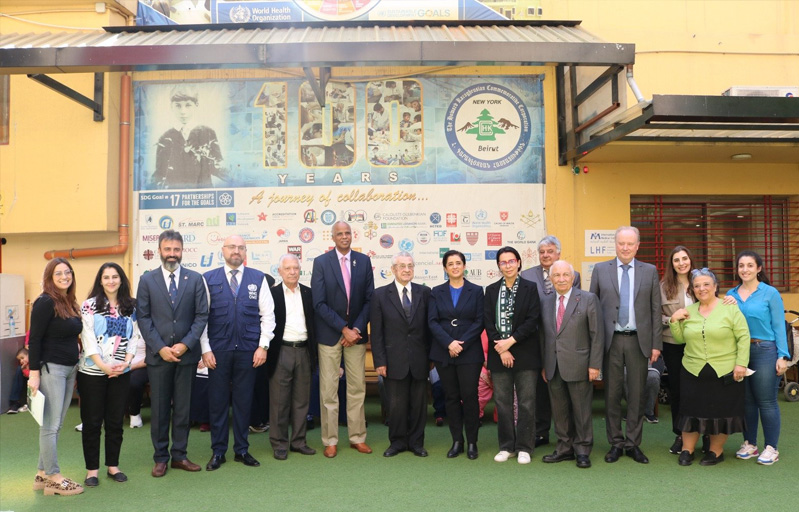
[201,235,276,471]
[311,221,374,458]
[540,260,603,468]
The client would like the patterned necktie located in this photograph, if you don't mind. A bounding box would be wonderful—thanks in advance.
[402,286,412,318]
[556,294,565,331]
[543,269,553,294]
[340,256,351,303]
[230,269,239,296]
[619,264,631,328]
[169,272,178,307]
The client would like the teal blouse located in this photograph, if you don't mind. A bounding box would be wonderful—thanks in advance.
[669,302,750,377]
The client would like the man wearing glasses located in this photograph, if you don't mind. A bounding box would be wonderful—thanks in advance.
[201,235,276,471]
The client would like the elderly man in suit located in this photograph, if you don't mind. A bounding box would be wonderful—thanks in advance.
[541,260,604,468]
[520,235,581,448]
[371,252,431,458]
[268,253,316,460]
[201,235,275,471]
[311,221,374,458]
[590,226,661,464]
[137,229,209,477]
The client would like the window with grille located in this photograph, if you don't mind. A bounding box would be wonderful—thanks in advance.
[631,195,797,292]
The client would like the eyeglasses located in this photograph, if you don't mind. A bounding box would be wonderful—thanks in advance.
[54,270,73,277]
[690,268,711,276]
[223,245,246,252]
[498,259,518,268]
[395,264,415,270]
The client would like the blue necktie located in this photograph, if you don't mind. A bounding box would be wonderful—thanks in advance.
[169,272,178,308]
[618,264,630,328]
[230,269,240,296]
[402,286,412,318]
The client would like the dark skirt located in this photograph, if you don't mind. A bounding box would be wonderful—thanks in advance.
[676,364,745,435]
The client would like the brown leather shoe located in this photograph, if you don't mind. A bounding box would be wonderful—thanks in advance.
[170,459,201,472]
[323,445,337,458]
[151,462,167,478]
[350,443,373,454]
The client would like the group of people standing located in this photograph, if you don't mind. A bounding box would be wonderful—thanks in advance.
[25,222,790,496]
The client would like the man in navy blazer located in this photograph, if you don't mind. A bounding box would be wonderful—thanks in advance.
[520,235,581,448]
[137,229,209,477]
[589,226,661,465]
[371,252,431,458]
[311,221,374,458]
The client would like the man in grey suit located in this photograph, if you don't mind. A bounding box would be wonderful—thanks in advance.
[520,235,580,448]
[540,261,603,468]
[137,229,209,477]
[589,226,661,464]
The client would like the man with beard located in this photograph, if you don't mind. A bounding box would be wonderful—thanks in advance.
[201,235,275,471]
[137,229,209,477]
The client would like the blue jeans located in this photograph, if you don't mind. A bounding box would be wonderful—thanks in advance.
[744,341,781,449]
[38,363,78,475]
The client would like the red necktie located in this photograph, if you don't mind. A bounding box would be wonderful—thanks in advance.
[556,295,565,331]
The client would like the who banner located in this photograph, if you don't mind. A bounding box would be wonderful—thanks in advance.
[133,75,546,286]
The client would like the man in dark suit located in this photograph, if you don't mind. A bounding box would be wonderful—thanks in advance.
[520,235,581,448]
[371,252,431,458]
[201,235,275,471]
[589,226,661,464]
[249,272,276,434]
[137,229,209,477]
[268,253,316,460]
[311,221,374,458]
[541,260,604,468]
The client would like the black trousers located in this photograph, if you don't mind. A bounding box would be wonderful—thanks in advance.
[127,367,149,416]
[147,363,195,463]
[385,373,428,451]
[436,362,482,445]
[661,343,685,436]
[77,371,131,470]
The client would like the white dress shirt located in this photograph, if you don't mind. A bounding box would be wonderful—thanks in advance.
[282,283,308,342]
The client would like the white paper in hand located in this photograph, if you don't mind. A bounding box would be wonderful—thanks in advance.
[27,388,46,426]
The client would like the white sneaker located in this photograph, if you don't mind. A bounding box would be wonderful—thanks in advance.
[493,450,516,462]
[756,445,779,465]
[517,451,531,464]
[130,414,143,428]
[735,441,758,460]
[75,423,83,432]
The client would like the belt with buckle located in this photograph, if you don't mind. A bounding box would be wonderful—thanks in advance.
[450,319,459,327]
[282,340,308,348]
[615,330,637,336]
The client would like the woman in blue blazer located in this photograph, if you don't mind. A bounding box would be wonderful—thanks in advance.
[428,250,485,459]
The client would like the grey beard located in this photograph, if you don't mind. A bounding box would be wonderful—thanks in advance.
[163,260,179,272]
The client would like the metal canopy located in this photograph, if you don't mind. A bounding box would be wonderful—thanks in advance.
[569,95,799,162]
[0,20,635,74]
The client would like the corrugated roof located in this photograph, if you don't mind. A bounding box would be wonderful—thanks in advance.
[0,20,635,74]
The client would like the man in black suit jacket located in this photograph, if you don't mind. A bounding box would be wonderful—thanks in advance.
[268,254,317,460]
[371,252,432,458]
[310,221,374,458]
[520,235,580,448]
[137,229,209,477]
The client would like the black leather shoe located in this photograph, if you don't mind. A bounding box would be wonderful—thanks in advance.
[205,454,226,471]
[626,447,650,464]
[576,455,591,468]
[699,451,724,466]
[383,446,404,457]
[542,451,576,463]
[273,450,288,461]
[412,447,428,457]
[678,450,694,466]
[84,476,99,487]
[604,446,623,463]
[447,441,464,458]
[234,452,260,467]
[669,435,683,455]
[306,416,316,430]
[107,471,127,483]
[466,443,478,460]
[289,445,316,455]
[534,436,550,448]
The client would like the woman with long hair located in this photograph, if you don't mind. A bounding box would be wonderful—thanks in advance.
[78,262,141,486]
[659,246,696,454]
[28,258,84,496]
[727,250,790,465]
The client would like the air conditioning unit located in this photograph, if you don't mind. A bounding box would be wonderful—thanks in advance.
[722,86,797,97]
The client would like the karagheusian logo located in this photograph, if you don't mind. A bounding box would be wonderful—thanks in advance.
[445,83,531,171]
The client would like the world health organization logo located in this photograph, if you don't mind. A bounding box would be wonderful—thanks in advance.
[445,83,531,171]
[229,6,251,23]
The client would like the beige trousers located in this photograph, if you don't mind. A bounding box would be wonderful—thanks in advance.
[318,342,367,446]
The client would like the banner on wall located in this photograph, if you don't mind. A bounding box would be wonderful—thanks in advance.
[132,75,546,286]
[136,0,521,25]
